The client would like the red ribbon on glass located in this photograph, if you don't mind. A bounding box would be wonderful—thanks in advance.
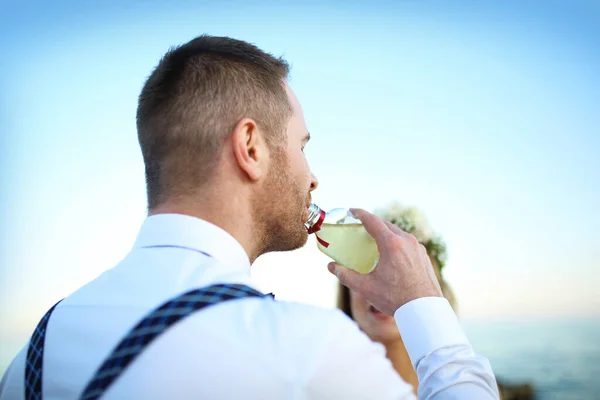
[307,210,326,234]
[316,235,330,248]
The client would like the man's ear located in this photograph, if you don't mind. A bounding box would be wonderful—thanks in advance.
[231,118,265,181]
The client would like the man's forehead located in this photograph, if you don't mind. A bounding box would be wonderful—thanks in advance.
[284,82,308,132]
[284,82,302,113]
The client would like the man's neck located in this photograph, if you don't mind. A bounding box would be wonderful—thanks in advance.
[150,198,262,263]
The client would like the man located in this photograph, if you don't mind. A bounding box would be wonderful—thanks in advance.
[0,35,499,399]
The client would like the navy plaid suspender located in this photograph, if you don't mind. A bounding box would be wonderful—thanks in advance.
[25,300,63,400]
[25,283,272,400]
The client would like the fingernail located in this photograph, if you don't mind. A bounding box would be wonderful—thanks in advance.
[327,262,336,273]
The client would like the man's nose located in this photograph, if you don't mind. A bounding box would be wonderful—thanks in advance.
[310,173,319,191]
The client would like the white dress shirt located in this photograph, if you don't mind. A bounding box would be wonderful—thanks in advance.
[0,214,499,399]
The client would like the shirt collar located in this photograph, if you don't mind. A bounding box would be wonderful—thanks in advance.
[132,213,251,272]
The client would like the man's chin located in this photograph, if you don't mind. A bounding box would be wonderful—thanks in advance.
[266,229,309,254]
[283,232,309,252]
[293,231,309,249]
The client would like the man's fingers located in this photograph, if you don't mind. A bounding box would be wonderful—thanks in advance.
[349,208,393,243]
[383,221,411,238]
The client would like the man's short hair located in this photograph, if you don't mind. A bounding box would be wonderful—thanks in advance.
[136,35,291,209]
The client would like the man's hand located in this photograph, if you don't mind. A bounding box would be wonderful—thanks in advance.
[328,208,443,315]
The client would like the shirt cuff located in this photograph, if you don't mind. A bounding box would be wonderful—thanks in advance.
[394,297,469,366]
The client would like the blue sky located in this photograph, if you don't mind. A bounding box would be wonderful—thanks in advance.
[1,0,599,368]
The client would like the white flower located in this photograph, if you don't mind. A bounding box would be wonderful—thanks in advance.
[374,202,434,243]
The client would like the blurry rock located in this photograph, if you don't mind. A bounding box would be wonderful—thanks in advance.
[498,380,535,400]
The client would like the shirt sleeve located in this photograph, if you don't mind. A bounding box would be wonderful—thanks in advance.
[395,297,500,399]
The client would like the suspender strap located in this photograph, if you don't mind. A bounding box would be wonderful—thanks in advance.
[25,283,272,400]
[25,300,63,400]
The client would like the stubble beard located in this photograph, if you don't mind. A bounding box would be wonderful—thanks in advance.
[252,152,309,257]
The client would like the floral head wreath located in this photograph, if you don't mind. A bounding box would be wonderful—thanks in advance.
[374,202,448,274]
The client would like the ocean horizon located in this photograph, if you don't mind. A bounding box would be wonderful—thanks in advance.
[463,315,600,399]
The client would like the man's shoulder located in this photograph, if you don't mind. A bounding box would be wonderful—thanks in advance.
[263,298,358,335]
[166,296,367,360]
[195,295,358,337]
[265,298,349,320]
[135,297,378,378]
